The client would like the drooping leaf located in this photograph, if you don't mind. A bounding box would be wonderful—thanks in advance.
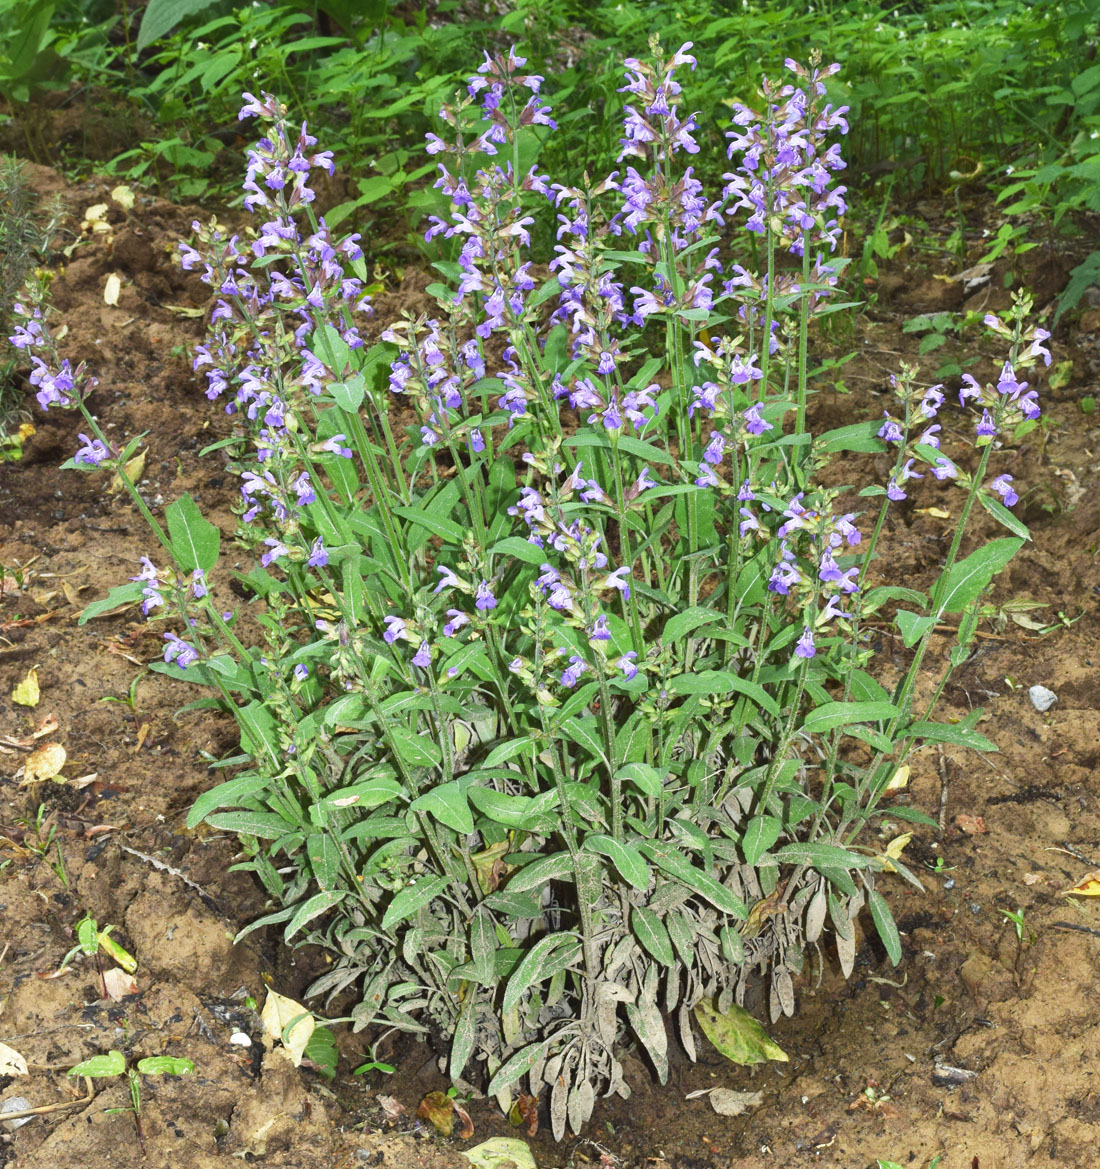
[692,999,788,1066]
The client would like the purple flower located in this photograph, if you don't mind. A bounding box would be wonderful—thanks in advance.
[412,641,432,668]
[742,403,772,435]
[703,432,726,465]
[959,374,981,405]
[990,474,1018,507]
[190,568,208,599]
[261,537,289,566]
[877,412,903,443]
[434,565,462,593]
[976,409,997,439]
[561,654,588,688]
[131,556,165,615]
[293,472,315,506]
[293,663,309,681]
[475,580,497,610]
[321,433,353,458]
[74,433,111,466]
[617,651,639,681]
[739,507,759,537]
[602,566,632,599]
[443,609,469,637]
[163,631,199,669]
[794,626,816,659]
[382,614,407,644]
[308,537,328,567]
[588,615,612,641]
[931,457,957,481]
[1025,328,1052,366]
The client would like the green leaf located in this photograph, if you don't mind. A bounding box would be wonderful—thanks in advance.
[486,1040,550,1097]
[800,700,898,734]
[489,537,547,565]
[392,505,465,545]
[773,842,870,870]
[584,834,649,890]
[69,1050,126,1078]
[483,736,537,767]
[867,889,902,965]
[451,997,479,1081]
[502,934,581,1013]
[667,670,780,717]
[387,725,442,769]
[978,491,1030,539]
[78,581,145,625]
[559,716,608,764]
[459,1137,538,1169]
[305,833,341,890]
[504,852,574,893]
[895,609,935,648]
[411,781,474,834]
[904,719,997,752]
[329,375,365,412]
[742,816,782,866]
[137,0,220,51]
[135,1056,194,1076]
[205,810,295,839]
[165,494,220,573]
[662,605,725,645]
[693,999,788,1065]
[816,420,884,453]
[631,905,675,965]
[615,762,663,797]
[468,787,555,834]
[286,890,347,942]
[381,875,450,931]
[639,843,747,918]
[937,537,1024,615]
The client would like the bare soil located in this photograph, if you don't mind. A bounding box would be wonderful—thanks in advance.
[1,160,1099,1169]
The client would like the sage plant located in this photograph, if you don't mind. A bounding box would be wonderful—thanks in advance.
[9,40,1050,1138]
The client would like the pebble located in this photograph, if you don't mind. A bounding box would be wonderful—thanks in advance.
[0,1098,33,1131]
[1028,685,1057,712]
[229,1032,252,1047]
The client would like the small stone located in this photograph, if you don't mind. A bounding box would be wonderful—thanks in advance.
[1029,685,1057,712]
[229,1032,252,1047]
[1,1098,34,1131]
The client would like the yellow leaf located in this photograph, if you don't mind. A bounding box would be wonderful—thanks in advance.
[0,1041,28,1076]
[12,667,40,707]
[1064,870,1100,897]
[915,506,951,519]
[884,764,910,793]
[110,449,146,494]
[879,832,913,872]
[104,273,122,306]
[102,966,139,1001]
[693,998,788,1065]
[110,185,135,211]
[260,988,314,1066]
[22,741,67,784]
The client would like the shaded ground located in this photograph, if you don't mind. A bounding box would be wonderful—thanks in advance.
[1,160,1099,1169]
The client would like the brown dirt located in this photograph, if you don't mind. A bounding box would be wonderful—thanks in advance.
[1,160,1099,1169]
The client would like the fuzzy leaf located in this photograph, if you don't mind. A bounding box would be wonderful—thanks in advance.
[693,999,788,1065]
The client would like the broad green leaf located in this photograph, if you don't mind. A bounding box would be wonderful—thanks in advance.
[486,1041,550,1097]
[411,781,474,834]
[381,875,450,930]
[904,719,997,753]
[584,834,650,890]
[639,843,747,918]
[773,842,870,870]
[135,1056,194,1076]
[468,787,556,834]
[318,777,403,812]
[631,905,675,965]
[505,851,574,894]
[502,934,581,1013]
[742,816,782,866]
[387,725,442,769]
[78,580,145,625]
[488,537,547,565]
[693,999,788,1066]
[329,375,365,412]
[937,537,1023,615]
[559,716,608,764]
[451,997,479,1081]
[895,609,935,648]
[483,736,537,767]
[285,890,347,941]
[800,700,898,734]
[667,670,780,717]
[392,504,465,545]
[137,0,218,52]
[205,810,294,839]
[615,762,663,797]
[978,491,1030,539]
[305,833,340,890]
[662,605,725,645]
[166,494,220,573]
[867,889,902,965]
[69,1050,126,1078]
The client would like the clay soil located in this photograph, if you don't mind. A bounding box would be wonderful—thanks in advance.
[1,158,1099,1169]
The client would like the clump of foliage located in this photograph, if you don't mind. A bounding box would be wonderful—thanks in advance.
[0,153,61,455]
[11,42,1050,1138]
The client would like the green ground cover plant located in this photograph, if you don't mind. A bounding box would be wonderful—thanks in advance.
[10,40,1052,1139]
